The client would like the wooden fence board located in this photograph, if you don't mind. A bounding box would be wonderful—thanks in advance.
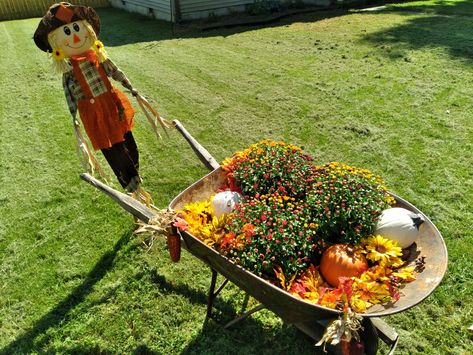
[0,0,110,21]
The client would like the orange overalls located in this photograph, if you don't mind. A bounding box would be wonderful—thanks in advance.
[70,50,134,150]
[69,50,139,189]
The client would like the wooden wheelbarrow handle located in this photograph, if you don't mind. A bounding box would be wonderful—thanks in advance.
[172,119,220,171]
[80,173,156,224]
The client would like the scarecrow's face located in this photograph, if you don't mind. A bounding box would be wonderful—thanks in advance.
[51,20,93,58]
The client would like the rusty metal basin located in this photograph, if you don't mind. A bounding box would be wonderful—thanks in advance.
[169,168,448,323]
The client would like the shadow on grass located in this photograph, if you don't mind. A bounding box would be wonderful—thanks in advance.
[1,237,318,354]
[149,268,209,305]
[180,315,318,355]
[99,2,473,65]
[362,0,473,63]
[149,269,259,326]
[44,343,161,354]
[384,0,473,16]
[148,269,318,354]
[0,230,134,355]
[97,7,349,46]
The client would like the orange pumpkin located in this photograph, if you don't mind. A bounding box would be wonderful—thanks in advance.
[319,244,368,287]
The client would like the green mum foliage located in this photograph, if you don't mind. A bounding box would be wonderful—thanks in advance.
[307,162,395,245]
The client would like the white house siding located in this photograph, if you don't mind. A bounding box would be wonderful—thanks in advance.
[179,0,254,20]
[110,0,333,22]
[109,0,172,21]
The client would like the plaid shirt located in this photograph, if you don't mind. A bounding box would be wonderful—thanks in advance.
[62,58,134,118]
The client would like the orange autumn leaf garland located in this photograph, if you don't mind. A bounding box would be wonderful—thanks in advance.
[285,237,419,312]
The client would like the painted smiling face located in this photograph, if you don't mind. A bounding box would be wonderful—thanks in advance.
[50,20,93,58]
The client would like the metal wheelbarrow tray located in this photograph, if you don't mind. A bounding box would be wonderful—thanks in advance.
[81,120,448,354]
[169,167,447,320]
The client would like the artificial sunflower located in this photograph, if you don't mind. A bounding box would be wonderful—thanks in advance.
[93,39,105,51]
[178,197,232,247]
[179,199,212,236]
[198,215,228,247]
[92,40,107,61]
[183,199,212,218]
[361,235,403,267]
[52,47,65,61]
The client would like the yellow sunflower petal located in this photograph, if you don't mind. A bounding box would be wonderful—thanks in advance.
[363,235,402,266]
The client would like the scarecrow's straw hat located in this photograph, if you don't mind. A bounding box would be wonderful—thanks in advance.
[33,2,100,52]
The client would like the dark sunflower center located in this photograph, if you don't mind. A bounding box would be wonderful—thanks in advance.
[376,245,387,253]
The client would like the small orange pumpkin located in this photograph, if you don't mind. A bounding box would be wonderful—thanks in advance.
[319,244,368,287]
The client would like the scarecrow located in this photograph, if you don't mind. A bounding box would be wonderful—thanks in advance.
[33,2,169,199]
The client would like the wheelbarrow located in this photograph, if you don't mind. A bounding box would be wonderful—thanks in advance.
[81,120,448,354]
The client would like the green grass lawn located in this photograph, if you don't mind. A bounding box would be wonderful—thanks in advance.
[1,1,472,353]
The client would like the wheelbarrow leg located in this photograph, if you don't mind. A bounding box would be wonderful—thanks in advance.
[224,304,266,329]
[207,269,218,318]
[206,269,230,318]
[206,268,266,329]
[370,317,399,355]
[360,317,379,355]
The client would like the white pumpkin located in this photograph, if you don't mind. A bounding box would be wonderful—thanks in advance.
[211,191,242,218]
[374,207,424,248]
